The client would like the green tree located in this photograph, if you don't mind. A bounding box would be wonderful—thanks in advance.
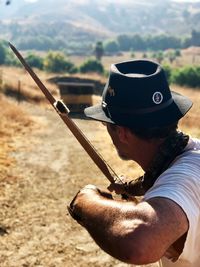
[117,34,132,51]
[182,36,191,49]
[5,49,21,67]
[147,34,181,51]
[104,40,119,54]
[152,51,164,63]
[163,64,172,83]
[131,34,146,51]
[175,49,181,57]
[25,53,43,69]
[191,29,200,46]
[79,59,104,74]
[94,41,104,61]
[171,66,200,87]
[165,49,181,64]
[166,50,176,64]
[44,51,76,73]
[0,42,6,65]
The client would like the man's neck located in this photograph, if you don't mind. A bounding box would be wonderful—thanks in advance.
[131,138,164,172]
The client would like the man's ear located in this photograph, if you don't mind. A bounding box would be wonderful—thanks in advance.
[116,126,130,144]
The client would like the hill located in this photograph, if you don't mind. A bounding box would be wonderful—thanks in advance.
[0,0,200,53]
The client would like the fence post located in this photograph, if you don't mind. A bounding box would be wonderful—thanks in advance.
[18,80,21,104]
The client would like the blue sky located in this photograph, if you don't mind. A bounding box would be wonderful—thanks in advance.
[24,0,200,2]
[25,0,38,2]
[176,0,199,1]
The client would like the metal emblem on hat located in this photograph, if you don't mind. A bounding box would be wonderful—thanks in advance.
[108,86,115,97]
[152,91,163,104]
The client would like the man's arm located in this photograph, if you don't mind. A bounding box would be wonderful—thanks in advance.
[68,185,189,265]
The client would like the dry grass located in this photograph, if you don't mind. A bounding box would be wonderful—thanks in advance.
[174,85,200,137]
[0,66,59,103]
[0,66,77,185]
[0,94,33,182]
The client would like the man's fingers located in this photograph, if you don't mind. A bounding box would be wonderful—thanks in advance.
[107,183,126,194]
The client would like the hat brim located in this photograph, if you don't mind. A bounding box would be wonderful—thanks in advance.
[84,91,193,128]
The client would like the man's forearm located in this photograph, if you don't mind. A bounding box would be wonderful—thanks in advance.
[68,185,142,264]
[68,186,176,264]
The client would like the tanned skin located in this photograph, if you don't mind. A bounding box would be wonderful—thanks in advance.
[69,125,189,265]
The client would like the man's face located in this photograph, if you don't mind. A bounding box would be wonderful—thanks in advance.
[103,123,132,161]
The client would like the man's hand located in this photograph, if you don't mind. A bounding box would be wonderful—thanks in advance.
[68,184,113,225]
[108,176,138,202]
[108,182,127,195]
[107,175,128,195]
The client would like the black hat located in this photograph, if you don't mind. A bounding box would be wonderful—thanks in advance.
[84,60,193,128]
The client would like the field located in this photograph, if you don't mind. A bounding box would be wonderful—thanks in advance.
[0,65,200,267]
[70,48,200,71]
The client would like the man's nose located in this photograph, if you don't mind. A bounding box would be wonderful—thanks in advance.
[101,122,107,126]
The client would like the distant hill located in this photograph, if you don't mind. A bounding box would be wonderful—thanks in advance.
[0,0,200,52]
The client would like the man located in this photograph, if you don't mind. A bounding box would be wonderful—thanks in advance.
[68,60,200,266]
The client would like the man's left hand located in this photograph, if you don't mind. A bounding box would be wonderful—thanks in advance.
[67,184,113,225]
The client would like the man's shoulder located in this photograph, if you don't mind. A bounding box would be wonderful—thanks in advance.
[185,137,200,153]
[173,136,200,166]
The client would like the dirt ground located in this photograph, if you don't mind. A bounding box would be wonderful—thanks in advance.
[0,101,160,267]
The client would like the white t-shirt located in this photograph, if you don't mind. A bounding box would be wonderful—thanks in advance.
[144,137,200,267]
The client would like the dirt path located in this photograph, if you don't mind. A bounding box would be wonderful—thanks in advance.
[0,102,159,267]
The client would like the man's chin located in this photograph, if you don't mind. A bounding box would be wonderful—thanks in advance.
[117,152,130,161]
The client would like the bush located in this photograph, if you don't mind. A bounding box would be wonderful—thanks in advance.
[94,41,104,61]
[171,66,200,88]
[25,53,44,70]
[163,64,173,84]
[43,51,76,73]
[79,59,104,74]
[5,49,22,67]
[0,42,6,65]
[0,42,22,67]
[104,40,119,54]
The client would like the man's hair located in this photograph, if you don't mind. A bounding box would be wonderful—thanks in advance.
[129,122,178,140]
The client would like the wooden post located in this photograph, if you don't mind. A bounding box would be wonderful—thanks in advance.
[18,80,21,104]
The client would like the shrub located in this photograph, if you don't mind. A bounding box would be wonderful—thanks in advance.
[43,51,76,73]
[163,64,173,84]
[0,42,6,65]
[171,66,200,88]
[4,49,22,67]
[104,40,119,54]
[94,41,104,61]
[79,59,104,74]
[25,53,44,70]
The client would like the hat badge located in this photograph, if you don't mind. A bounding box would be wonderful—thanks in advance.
[108,86,115,97]
[152,91,163,105]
